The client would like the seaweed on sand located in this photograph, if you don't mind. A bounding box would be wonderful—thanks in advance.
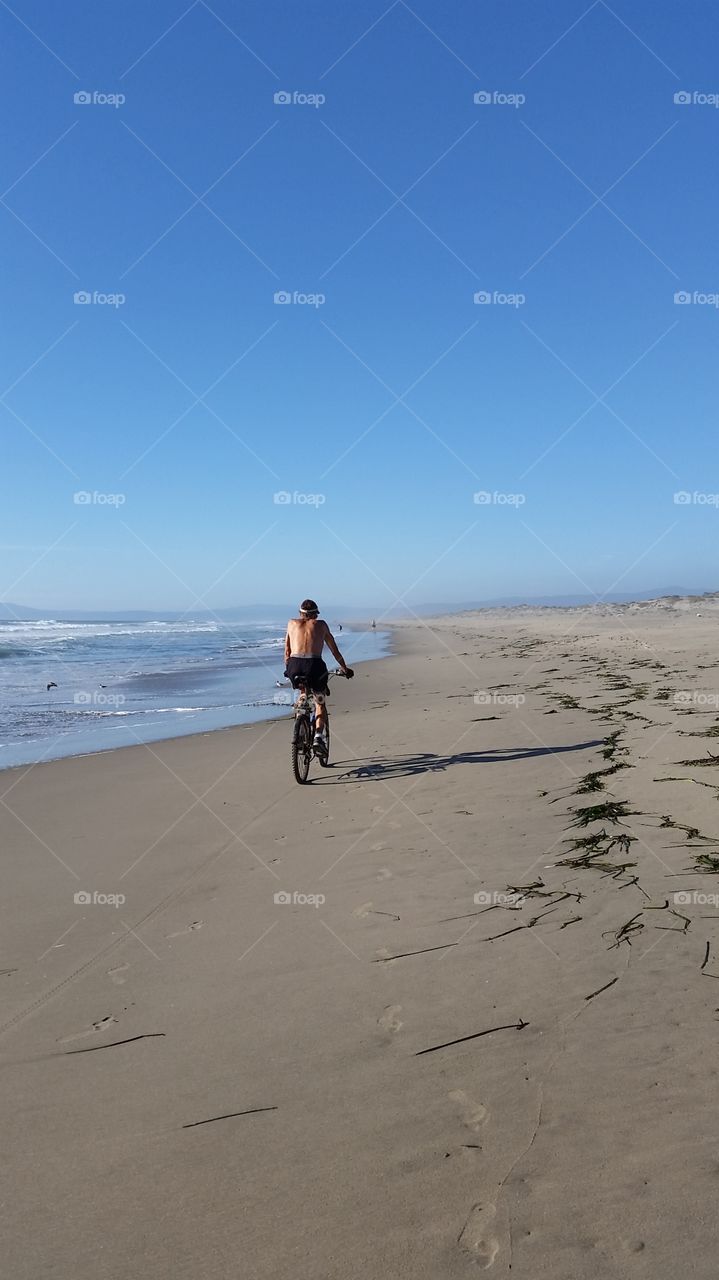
[602,731,628,761]
[675,752,719,768]
[575,761,631,794]
[603,912,644,948]
[570,800,635,828]
[694,853,719,873]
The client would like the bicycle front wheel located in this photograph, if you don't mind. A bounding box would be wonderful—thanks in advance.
[292,716,312,784]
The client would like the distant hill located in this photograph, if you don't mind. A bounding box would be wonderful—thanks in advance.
[406,588,714,612]
[1,588,715,622]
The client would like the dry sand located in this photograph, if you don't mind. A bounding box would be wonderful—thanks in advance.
[3,600,719,1279]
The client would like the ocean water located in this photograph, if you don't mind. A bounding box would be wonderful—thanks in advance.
[0,619,390,769]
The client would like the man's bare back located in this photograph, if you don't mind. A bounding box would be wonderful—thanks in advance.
[286,615,352,666]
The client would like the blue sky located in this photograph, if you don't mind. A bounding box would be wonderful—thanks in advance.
[2,0,717,612]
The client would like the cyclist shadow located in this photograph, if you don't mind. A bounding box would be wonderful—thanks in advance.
[316,740,604,783]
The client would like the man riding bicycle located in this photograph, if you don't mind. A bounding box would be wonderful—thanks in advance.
[284,599,353,753]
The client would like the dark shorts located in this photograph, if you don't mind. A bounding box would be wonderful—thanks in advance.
[285,655,329,694]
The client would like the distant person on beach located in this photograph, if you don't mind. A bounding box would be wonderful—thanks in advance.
[371,619,376,629]
[284,599,353,752]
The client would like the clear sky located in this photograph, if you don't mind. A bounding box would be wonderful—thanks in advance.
[2,0,717,613]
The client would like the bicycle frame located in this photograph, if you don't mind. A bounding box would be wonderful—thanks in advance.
[292,669,340,717]
[290,670,341,783]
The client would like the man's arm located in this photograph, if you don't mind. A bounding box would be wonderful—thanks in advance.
[323,623,350,672]
[284,626,292,664]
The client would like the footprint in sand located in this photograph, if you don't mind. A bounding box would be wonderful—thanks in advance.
[378,1005,402,1032]
[376,868,392,880]
[449,1089,488,1131]
[58,1015,118,1045]
[458,1203,500,1268]
[107,962,129,986]
[166,921,203,939]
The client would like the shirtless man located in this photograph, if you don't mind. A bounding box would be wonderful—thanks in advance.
[284,599,353,751]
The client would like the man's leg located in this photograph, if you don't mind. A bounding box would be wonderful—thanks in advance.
[314,691,327,734]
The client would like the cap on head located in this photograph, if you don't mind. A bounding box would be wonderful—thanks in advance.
[300,598,319,618]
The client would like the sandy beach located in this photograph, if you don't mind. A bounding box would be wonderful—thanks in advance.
[3,599,719,1279]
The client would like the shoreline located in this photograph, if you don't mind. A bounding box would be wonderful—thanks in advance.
[0,625,395,775]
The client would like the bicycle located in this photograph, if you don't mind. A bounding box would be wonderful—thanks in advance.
[291,670,346,784]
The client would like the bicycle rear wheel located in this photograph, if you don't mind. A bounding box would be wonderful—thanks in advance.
[292,715,312,784]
